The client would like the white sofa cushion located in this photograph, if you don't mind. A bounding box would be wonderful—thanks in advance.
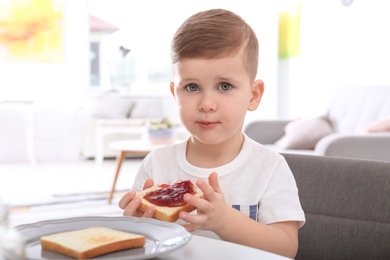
[85,91,135,119]
[328,85,390,134]
[364,117,390,132]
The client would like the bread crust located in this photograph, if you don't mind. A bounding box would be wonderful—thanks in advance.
[40,226,145,259]
[136,180,201,222]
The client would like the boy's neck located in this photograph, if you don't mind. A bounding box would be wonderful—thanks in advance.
[186,133,245,168]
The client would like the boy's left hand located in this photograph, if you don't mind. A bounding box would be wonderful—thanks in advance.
[179,172,231,233]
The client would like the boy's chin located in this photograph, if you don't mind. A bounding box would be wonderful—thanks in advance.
[190,135,226,146]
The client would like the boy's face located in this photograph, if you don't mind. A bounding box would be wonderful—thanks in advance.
[170,49,263,145]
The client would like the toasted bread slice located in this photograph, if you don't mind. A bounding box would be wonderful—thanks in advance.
[40,226,145,259]
[136,180,201,222]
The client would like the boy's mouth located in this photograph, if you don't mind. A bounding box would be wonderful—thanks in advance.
[197,121,218,128]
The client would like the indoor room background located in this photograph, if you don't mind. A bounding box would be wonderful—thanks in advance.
[0,0,389,163]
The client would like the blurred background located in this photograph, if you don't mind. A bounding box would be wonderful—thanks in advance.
[0,0,389,163]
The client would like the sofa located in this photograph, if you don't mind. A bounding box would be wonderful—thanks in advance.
[282,153,390,260]
[81,91,182,159]
[245,85,390,162]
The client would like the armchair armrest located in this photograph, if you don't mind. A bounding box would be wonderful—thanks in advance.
[244,120,291,144]
[315,133,390,162]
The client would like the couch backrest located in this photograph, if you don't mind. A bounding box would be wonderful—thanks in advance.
[327,85,390,134]
[282,153,390,260]
[84,91,175,119]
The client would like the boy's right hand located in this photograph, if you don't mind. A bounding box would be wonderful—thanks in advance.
[118,178,155,218]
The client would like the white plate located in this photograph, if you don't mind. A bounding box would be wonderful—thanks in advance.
[15,216,191,259]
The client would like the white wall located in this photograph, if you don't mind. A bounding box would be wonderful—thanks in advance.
[0,1,89,162]
[287,0,390,118]
[0,1,90,102]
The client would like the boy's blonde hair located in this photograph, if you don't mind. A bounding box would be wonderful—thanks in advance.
[171,9,259,81]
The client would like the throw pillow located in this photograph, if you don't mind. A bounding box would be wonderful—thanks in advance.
[364,117,390,132]
[86,92,135,119]
[131,98,164,119]
[274,116,334,150]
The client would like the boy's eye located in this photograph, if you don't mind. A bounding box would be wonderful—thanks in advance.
[186,84,199,92]
[218,82,232,91]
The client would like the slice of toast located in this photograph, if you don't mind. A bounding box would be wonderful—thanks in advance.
[40,226,145,259]
[136,180,201,222]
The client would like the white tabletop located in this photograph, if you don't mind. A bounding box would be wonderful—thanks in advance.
[158,235,291,260]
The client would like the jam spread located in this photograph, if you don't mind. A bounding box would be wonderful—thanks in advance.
[144,180,196,207]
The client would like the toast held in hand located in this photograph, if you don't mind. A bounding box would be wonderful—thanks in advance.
[136,180,202,222]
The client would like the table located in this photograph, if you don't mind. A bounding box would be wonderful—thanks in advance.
[95,119,146,165]
[107,139,175,204]
[158,235,291,260]
[10,217,290,260]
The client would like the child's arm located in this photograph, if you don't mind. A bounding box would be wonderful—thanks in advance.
[119,178,156,218]
[179,172,299,259]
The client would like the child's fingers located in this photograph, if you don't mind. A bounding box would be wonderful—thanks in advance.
[183,193,210,213]
[122,196,142,216]
[143,178,154,190]
[118,190,136,209]
[180,210,207,225]
[196,177,218,202]
[208,172,222,193]
[142,206,156,218]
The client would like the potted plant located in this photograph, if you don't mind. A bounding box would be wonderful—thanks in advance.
[148,118,176,144]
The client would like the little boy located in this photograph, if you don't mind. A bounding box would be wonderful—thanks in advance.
[119,8,305,258]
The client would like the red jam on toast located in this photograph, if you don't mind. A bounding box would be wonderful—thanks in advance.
[144,180,196,207]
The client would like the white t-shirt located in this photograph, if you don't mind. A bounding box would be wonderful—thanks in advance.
[132,134,305,229]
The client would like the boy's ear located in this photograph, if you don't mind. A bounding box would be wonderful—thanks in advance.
[248,79,264,111]
[170,82,176,99]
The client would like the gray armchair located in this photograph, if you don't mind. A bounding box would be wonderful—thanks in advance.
[245,85,390,162]
[315,132,390,161]
[283,153,390,259]
[245,119,290,145]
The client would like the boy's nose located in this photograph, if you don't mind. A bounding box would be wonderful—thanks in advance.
[198,94,217,112]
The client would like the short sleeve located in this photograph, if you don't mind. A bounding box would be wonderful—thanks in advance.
[131,153,153,192]
[258,159,306,228]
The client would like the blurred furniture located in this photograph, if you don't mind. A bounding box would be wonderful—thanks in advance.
[283,153,390,260]
[107,131,189,204]
[245,85,390,162]
[81,91,179,160]
[107,140,154,204]
[94,119,146,164]
[0,100,36,165]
